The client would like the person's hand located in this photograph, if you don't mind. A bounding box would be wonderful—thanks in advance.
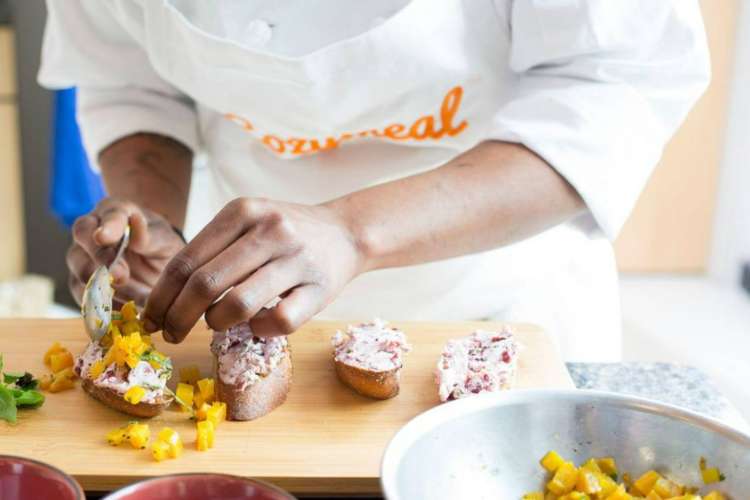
[142,198,364,342]
[67,198,186,308]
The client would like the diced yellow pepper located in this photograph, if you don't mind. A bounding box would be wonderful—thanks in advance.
[179,365,201,385]
[604,484,629,500]
[196,420,215,451]
[633,470,661,496]
[598,457,618,477]
[653,477,683,497]
[580,458,601,474]
[540,451,566,473]
[176,382,194,411]
[49,368,76,393]
[576,469,601,495]
[121,320,142,335]
[195,402,211,421]
[39,373,53,391]
[124,386,147,405]
[196,378,215,402]
[157,428,183,458]
[193,391,206,409]
[702,467,723,484]
[106,427,128,446]
[645,491,662,500]
[704,491,726,500]
[127,422,150,449]
[89,360,106,379]
[49,350,74,373]
[206,402,226,428]
[43,342,66,366]
[121,300,139,320]
[151,440,170,462]
[594,472,618,497]
[547,461,578,495]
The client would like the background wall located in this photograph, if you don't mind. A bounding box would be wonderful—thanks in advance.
[614,0,739,273]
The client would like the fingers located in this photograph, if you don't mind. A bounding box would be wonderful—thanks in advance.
[248,285,323,337]
[143,199,266,334]
[94,198,141,246]
[202,257,302,335]
[157,233,277,342]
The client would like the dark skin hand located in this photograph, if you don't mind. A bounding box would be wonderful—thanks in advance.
[68,133,584,341]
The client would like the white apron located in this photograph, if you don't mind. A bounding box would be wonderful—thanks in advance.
[139,0,622,361]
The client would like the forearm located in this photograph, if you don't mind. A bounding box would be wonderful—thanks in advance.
[99,133,193,229]
[326,141,585,272]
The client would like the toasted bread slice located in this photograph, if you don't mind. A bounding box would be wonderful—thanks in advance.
[331,319,410,400]
[81,378,172,418]
[215,351,292,421]
[334,360,400,399]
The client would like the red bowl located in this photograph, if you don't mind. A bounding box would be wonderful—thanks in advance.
[103,474,296,500]
[0,455,84,500]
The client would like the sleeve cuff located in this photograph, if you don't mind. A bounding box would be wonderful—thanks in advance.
[76,87,199,171]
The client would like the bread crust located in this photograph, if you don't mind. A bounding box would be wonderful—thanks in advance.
[81,378,172,418]
[215,350,292,421]
[334,359,401,400]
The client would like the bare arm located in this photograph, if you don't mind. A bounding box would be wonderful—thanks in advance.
[327,140,585,272]
[143,140,585,340]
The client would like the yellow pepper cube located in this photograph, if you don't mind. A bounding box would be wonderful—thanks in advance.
[121,320,143,335]
[193,391,206,409]
[152,440,170,462]
[49,368,76,393]
[604,484,629,500]
[124,386,147,405]
[633,470,661,496]
[127,423,151,449]
[645,491,662,500]
[179,365,201,385]
[121,300,139,321]
[49,350,74,373]
[106,427,128,446]
[176,383,194,411]
[594,471,618,497]
[701,467,723,484]
[39,373,53,391]
[196,378,215,402]
[522,493,544,500]
[206,403,226,428]
[597,457,618,477]
[195,403,211,421]
[547,461,578,495]
[157,428,183,458]
[704,491,726,500]
[577,469,602,495]
[196,420,215,451]
[544,492,557,500]
[653,477,683,497]
[540,451,565,473]
[43,342,66,366]
[581,458,602,473]
[89,360,106,379]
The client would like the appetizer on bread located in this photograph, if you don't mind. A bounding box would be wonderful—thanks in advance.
[211,322,292,421]
[332,319,411,399]
[75,302,173,417]
[436,328,518,402]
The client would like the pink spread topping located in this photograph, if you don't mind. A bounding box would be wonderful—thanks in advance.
[332,318,411,372]
[211,322,288,390]
[436,328,519,402]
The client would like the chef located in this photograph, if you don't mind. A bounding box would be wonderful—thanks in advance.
[39,0,710,361]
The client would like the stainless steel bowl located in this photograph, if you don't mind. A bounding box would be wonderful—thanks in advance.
[381,389,750,499]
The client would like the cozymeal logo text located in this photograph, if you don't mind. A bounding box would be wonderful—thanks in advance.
[224,85,469,157]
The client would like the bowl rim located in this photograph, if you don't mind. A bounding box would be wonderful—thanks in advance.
[0,454,85,500]
[380,388,750,499]
[101,472,296,500]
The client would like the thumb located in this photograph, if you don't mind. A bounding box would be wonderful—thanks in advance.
[128,211,151,253]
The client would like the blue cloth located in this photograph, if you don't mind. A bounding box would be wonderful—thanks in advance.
[50,88,106,227]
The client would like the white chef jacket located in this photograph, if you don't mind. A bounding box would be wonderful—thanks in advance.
[38,0,710,361]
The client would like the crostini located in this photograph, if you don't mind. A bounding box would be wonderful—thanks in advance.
[331,319,411,400]
[75,302,173,417]
[211,322,292,421]
[436,328,519,402]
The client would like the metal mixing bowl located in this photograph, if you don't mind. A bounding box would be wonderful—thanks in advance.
[381,389,750,499]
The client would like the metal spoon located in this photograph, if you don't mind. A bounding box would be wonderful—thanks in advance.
[81,226,131,342]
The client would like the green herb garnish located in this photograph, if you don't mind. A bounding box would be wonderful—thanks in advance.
[0,354,45,424]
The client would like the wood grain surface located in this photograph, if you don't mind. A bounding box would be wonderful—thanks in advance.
[0,319,572,495]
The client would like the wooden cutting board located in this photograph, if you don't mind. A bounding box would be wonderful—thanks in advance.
[0,319,572,495]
